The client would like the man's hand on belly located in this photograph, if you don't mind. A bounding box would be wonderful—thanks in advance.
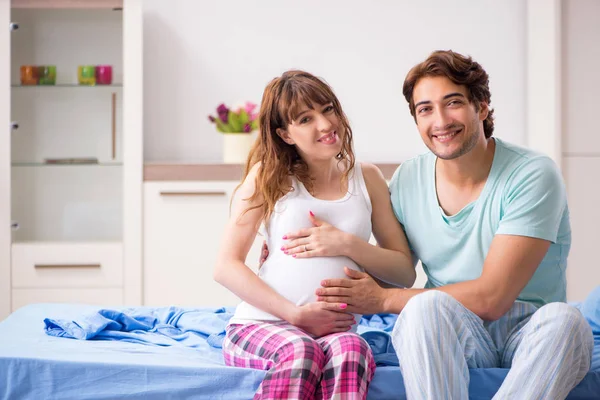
[317,267,387,315]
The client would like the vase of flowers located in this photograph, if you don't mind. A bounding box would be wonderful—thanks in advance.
[209,102,259,164]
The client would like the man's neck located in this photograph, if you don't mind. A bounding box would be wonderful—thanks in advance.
[437,137,496,189]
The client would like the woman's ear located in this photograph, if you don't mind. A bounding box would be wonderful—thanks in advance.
[276,128,295,145]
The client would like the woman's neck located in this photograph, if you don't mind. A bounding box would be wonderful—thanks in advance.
[300,157,349,199]
[305,158,345,185]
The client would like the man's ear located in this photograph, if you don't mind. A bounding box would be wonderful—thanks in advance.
[478,102,489,121]
[276,128,295,145]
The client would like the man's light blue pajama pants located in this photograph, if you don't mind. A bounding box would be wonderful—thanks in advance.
[391,291,594,399]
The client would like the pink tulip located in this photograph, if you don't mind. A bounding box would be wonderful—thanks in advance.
[244,102,257,115]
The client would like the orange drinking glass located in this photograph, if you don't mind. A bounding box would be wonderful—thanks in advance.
[20,65,38,85]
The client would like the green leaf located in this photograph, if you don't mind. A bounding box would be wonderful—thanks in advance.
[215,118,230,133]
[228,111,243,132]
[238,110,250,126]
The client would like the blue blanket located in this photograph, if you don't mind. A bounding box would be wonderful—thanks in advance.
[579,286,600,371]
[44,287,600,372]
[45,306,231,348]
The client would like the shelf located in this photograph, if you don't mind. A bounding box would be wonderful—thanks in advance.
[11,84,123,88]
[11,0,123,9]
[12,162,123,167]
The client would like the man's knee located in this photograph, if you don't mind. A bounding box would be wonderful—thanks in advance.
[403,290,457,317]
[535,302,592,340]
[529,302,594,373]
[392,291,459,336]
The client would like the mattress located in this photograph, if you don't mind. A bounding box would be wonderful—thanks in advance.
[1,302,599,400]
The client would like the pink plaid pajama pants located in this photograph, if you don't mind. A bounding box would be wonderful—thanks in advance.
[223,322,376,400]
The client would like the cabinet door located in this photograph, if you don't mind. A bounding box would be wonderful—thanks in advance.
[1,0,12,320]
[10,8,125,244]
[144,181,263,307]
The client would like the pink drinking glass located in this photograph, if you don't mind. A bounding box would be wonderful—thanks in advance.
[96,65,113,85]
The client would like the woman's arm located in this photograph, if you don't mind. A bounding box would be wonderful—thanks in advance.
[214,164,353,336]
[282,163,416,288]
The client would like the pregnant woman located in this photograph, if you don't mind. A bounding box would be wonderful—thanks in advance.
[214,70,415,399]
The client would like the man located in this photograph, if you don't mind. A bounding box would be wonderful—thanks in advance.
[281,50,593,399]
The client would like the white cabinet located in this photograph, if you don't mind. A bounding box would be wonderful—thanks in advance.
[0,0,143,319]
[143,181,263,307]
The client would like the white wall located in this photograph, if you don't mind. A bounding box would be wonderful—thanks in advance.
[562,0,600,301]
[526,0,562,166]
[142,0,527,163]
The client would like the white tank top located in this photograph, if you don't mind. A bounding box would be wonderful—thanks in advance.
[230,162,372,331]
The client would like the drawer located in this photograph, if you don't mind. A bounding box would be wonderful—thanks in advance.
[12,288,123,312]
[12,242,123,288]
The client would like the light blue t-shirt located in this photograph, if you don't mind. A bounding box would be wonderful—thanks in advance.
[389,138,570,307]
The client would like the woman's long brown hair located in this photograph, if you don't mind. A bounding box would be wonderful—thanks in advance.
[236,70,355,226]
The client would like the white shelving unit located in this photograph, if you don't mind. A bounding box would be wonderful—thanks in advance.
[0,0,143,319]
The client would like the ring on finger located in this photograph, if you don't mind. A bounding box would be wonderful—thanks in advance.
[304,244,308,252]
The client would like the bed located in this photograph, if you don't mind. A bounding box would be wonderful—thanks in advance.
[1,287,599,400]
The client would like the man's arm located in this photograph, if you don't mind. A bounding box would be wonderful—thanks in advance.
[318,234,549,320]
[380,234,550,319]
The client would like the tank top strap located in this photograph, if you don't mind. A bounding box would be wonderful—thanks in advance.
[352,162,373,214]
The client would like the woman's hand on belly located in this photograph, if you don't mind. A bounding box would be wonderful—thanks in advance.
[290,302,356,338]
[281,212,351,259]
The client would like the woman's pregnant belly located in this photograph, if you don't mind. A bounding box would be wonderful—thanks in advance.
[259,254,362,306]
[230,254,363,332]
